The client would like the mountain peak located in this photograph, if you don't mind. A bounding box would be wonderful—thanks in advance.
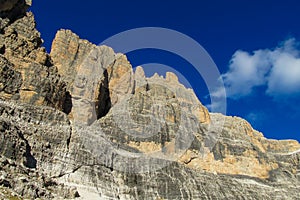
[0,1,299,199]
[166,71,179,82]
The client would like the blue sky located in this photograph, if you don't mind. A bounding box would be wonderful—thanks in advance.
[31,0,300,142]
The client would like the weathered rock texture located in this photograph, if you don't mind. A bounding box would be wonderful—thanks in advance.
[51,31,134,124]
[0,0,66,110]
[0,1,299,199]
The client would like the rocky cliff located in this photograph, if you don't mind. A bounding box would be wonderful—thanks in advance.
[0,1,299,199]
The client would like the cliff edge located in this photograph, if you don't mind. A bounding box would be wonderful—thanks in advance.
[0,1,299,199]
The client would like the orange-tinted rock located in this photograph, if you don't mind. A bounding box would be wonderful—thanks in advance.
[0,4,66,110]
[51,30,134,124]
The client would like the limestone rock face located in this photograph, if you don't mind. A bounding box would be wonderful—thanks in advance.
[0,1,66,110]
[0,99,299,200]
[98,68,211,160]
[0,100,79,199]
[0,1,300,200]
[179,113,300,179]
[51,30,134,124]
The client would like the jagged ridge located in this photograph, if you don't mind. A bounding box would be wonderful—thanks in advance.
[0,1,299,199]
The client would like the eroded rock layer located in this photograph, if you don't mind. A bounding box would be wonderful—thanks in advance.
[0,0,66,110]
[0,1,299,199]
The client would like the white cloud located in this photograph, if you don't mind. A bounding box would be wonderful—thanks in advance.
[267,53,300,96]
[213,38,300,100]
[222,50,271,98]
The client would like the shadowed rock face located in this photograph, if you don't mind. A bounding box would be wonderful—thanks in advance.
[0,0,31,20]
[51,30,134,124]
[0,0,66,110]
[0,1,300,199]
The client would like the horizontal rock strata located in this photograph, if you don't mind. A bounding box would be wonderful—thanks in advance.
[0,1,299,199]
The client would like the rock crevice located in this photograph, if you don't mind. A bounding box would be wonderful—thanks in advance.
[0,1,299,199]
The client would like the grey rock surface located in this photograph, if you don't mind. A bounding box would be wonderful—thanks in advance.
[0,99,299,199]
[0,0,66,110]
[51,31,134,124]
[0,1,299,200]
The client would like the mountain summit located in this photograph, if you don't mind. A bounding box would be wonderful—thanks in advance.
[0,1,299,199]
